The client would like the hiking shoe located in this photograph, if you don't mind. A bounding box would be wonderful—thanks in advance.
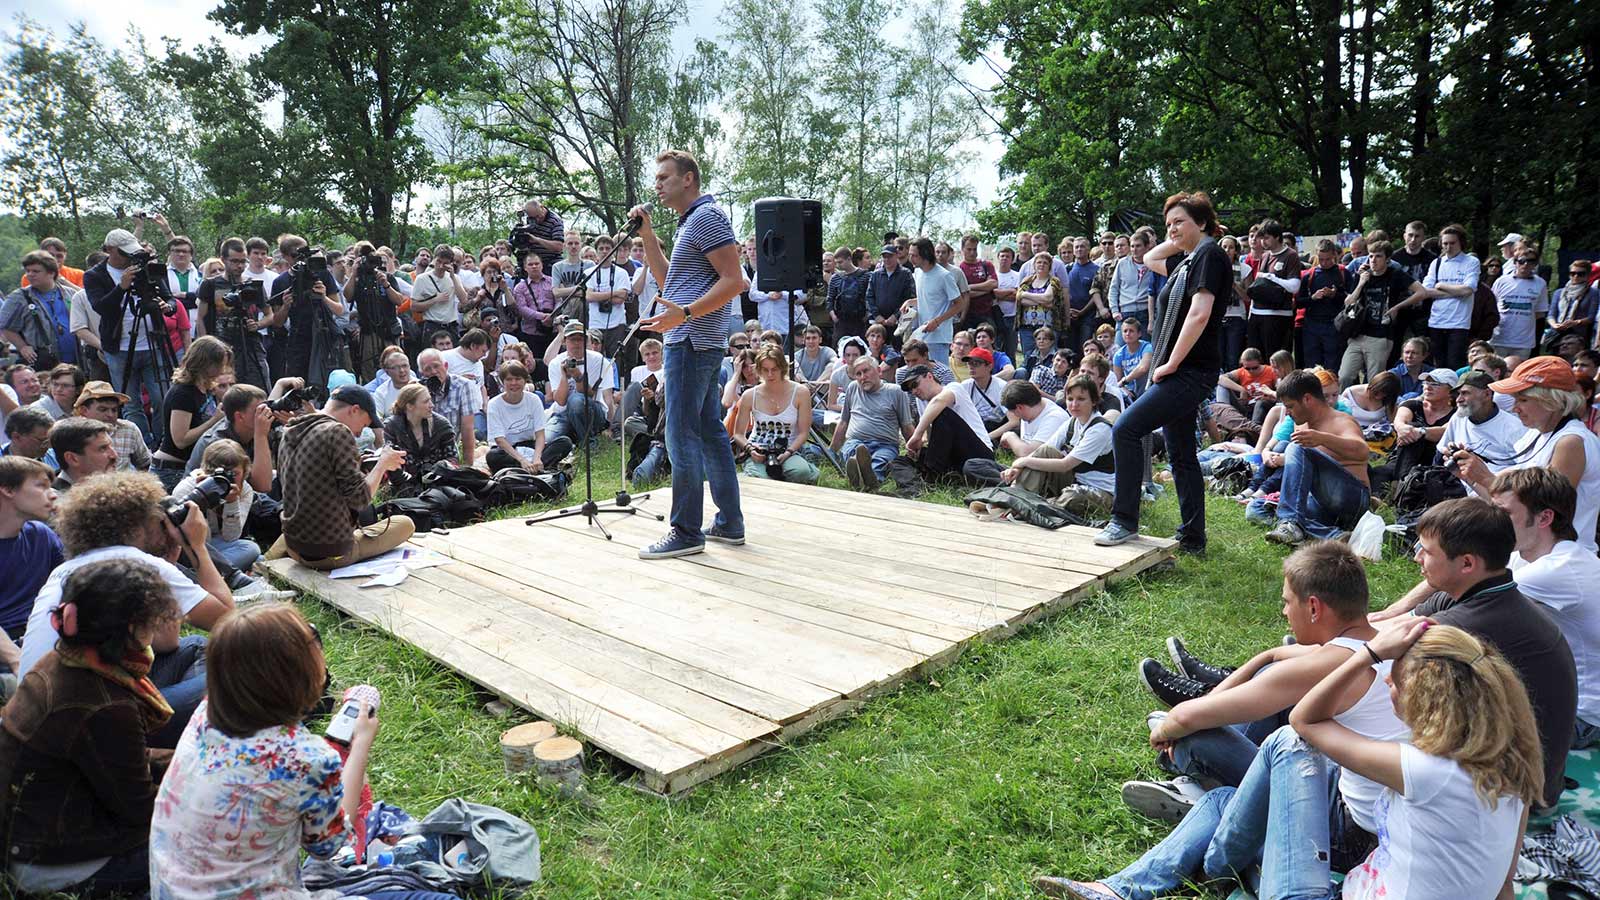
[703,525,746,545]
[1167,637,1234,687]
[1138,658,1209,707]
[1030,878,1123,900]
[1094,522,1136,546]
[1120,776,1208,824]
[639,528,706,560]
[844,451,865,490]
[1265,521,1308,545]
[852,444,880,491]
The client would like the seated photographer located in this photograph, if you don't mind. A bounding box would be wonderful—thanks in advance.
[20,471,234,748]
[1252,369,1372,545]
[71,380,150,472]
[174,439,260,573]
[732,346,819,485]
[153,335,232,492]
[894,364,996,492]
[266,385,414,571]
[49,416,118,493]
[382,384,457,483]
[0,456,61,675]
[1433,369,1527,488]
[995,378,1069,459]
[417,347,480,466]
[0,558,179,897]
[829,355,916,492]
[149,603,460,900]
[547,320,610,450]
[3,406,52,461]
[1000,376,1115,519]
[485,361,572,474]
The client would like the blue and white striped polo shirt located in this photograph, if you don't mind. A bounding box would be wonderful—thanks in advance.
[663,193,738,350]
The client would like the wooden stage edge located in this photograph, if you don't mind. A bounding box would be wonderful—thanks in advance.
[263,477,1175,795]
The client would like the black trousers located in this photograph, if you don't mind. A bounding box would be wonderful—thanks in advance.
[1429,327,1471,370]
[892,406,994,483]
[485,435,574,473]
[1110,367,1217,546]
[1247,314,1295,360]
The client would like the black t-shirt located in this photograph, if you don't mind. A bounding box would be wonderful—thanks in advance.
[1353,268,1415,338]
[270,270,342,339]
[1415,575,1575,807]
[1396,398,1452,463]
[197,276,268,339]
[1299,265,1351,323]
[1388,248,1438,313]
[158,382,211,460]
[1155,239,1232,373]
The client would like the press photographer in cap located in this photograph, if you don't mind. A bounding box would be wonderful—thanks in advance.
[264,385,414,570]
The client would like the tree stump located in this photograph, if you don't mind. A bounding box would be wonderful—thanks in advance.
[500,721,558,774]
[532,735,585,793]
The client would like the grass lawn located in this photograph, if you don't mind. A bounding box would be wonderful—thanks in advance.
[296,442,1421,898]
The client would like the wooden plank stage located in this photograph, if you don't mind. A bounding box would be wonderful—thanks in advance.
[262,477,1174,794]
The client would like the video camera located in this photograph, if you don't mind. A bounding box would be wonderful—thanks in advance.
[221,280,265,314]
[508,212,538,254]
[125,249,170,316]
[267,384,329,414]
[353,249,384,279]
[291,244,330,279]
[161,467,234,526]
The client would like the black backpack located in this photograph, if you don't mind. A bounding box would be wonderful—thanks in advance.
[422,460,497,498]
[834,271,869,321]
[490,468,569,504]
[378,485,485,530]
[1393,464,1468,527]
[1210,455,1255,496]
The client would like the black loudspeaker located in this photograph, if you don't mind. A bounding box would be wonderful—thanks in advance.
[753,197,823,291]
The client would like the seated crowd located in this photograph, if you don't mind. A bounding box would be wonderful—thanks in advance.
[2,207,1599,899]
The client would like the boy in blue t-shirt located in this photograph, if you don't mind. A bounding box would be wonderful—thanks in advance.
[1110,317,1153,398]
[0,457,64,649]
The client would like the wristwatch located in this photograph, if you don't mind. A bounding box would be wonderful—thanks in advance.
[682,303,695,321]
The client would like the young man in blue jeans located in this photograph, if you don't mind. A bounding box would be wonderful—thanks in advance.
[1033,542,1405,900]
[1259,369,1371,545]
[630,150,746,559]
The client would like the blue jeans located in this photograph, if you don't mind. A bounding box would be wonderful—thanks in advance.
[209,536,262,571]
[149,635,207,749]
[1110,367,1217,545]
[1301,320,1342,372]
[926,341,950,365]
[550,394,608,447]
[1276,444,1370,538]
[1161,711,1287,788]
[1219,316,1247,373]
[841,439,898,477]
[663,341,743,537]
[631,444,668,486]
[103,348,165,444]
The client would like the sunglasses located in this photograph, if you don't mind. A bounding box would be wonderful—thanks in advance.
[1516,258,1537,265]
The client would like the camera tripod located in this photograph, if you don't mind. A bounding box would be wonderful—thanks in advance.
[525,222,662,540]
[118,279,179,425]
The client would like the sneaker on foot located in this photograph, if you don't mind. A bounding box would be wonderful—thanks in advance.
[1264,521,1307,545]
[853,444,880,491]
[639,528,706,560]
[1094,522,1136,546]
[1120,776,1207,824]
[1030,878,1123,900]
[1138,657,1210,707]
[1166,637,1235,687]
[703,525,746,545]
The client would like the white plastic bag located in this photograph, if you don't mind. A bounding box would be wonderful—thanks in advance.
[1350,510,1384,561]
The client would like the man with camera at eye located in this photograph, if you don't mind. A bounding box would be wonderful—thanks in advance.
[265,385,414,571]
[268,234,347,390]
[196,237,273,388]
[340,241,407,382]
[83,228,175,442]
[510,199,565,271]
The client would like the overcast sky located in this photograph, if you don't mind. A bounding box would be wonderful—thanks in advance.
[2,0,1004,230]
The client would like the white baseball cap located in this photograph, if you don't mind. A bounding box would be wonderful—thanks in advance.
[103,228,142,255]
[1497,232,1525,247]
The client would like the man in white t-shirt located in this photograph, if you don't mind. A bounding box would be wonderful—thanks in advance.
[442,327,491,435]
[1436,370,1527,487]
[19,471,233,748]
[584,235,632,355]
[547,321,611,448]
[1489,250,1548,359]
[1420,224,1481,369]
[410,246,468,343]
[995,378,1069,457]
[485,359,573,474]
[1492,467,1600,745]
[895,365,995,491]
[994,246,1023,359]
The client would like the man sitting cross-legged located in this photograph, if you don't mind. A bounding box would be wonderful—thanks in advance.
[829,354,916,492]
[485,360,573,474]
[1120,540,1381,823]
[1254,369,1372,545]
[999,376,1116,520]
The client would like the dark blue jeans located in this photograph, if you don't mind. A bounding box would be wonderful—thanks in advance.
[663,341,743,537]
[1111,366,1217,545]
[148,634,207,749]
[1276,444,1370,539]
[1301,320,1343,372]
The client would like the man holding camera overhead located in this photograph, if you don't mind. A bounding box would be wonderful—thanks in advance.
[197,237,273,388]
[83,228,170,442]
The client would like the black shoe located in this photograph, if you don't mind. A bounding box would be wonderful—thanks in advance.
[1138,658,1210,708]
[1166,637,1235,688]
[1176,542,1207,558]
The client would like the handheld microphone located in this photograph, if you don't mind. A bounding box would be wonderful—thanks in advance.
[626,203,653,235]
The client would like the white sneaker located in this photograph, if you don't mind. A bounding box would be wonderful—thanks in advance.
[1120,775,1206,823]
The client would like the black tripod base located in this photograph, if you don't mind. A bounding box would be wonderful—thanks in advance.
[523,491,663,540]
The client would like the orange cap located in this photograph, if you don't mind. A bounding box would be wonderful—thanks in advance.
[1489,356,1577,394]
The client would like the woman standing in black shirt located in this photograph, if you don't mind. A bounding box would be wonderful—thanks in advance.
[1095,192,1231,554]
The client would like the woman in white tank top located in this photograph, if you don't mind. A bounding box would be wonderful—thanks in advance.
[731,346,819,485]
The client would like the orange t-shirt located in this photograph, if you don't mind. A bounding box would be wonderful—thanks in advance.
[20,266,84,290]
[1230,364,1279,393]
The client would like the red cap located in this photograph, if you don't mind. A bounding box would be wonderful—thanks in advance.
[1490,356,1577,394]
[964,347,995,366]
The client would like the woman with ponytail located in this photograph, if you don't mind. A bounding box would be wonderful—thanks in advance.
[1292,619,1542,899]
[0,558,180,895]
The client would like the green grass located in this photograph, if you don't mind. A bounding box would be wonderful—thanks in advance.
[299,442,1421,898]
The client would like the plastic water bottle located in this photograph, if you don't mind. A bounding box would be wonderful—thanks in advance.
[374,850,395,867]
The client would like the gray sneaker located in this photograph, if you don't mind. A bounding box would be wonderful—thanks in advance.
[703,525,746,545]
[1094,522,1136,546]
[1265,521,1308,545]
[852,444,879,491]
[1120,776,1207,823]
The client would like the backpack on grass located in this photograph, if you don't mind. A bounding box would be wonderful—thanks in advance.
[1393,464,1467,527]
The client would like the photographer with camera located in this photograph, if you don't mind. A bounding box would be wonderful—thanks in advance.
[731,346,819,484]
[339,241,406,382]
[84,228,173,443]
[197,238,272,388]
[268,235,346,390]
[548,321,610,449]
[19,470,235,747]
[173,439,259,572]
[511,199,565,271]
[265,385,414,570]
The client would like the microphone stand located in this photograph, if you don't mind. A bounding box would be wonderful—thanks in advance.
[524,220,663,540]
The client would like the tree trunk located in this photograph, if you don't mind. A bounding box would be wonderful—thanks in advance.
[1409,0,1437,192]
[1348,0,1376,229]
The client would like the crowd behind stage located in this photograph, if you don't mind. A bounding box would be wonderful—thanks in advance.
[2,189,1600,898]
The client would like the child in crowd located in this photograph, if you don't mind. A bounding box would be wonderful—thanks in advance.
[1109,318,1152,399]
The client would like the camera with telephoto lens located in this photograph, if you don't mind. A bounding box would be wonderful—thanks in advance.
[752,437,790,480]
[221,279,265,313]
[161,467,234,526]
[267,384,328,414]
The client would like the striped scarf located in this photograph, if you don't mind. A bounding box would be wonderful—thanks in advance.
[57,643,174,731]
[1152,238,1217,366]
